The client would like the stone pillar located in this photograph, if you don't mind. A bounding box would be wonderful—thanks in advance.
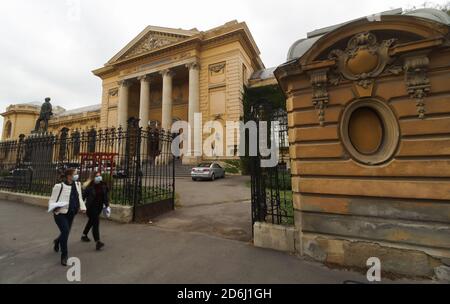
[184,62,201,165]
[138,75,151,129]
[117,80,131,129]
[157,69,174,165]
[161,69,174,132]
[138,75,151,159]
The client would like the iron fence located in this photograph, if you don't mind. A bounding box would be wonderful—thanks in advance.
[0,118,175,222]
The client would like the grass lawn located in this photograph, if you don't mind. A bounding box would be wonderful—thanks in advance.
[110,186,174,206]
[245,179,294,225]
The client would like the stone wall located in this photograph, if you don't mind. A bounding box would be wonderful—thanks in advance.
[276,16,450,279]
[0,191,133,224]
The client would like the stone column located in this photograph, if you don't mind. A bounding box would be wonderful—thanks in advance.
[157,69,174,165]
[138,75,151,159]
[161,69,174,132]
[117,80,131,129]
[184,62,201,164]
[138,75,151,129]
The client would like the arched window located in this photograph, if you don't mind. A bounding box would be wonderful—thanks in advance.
[4,121,12,139]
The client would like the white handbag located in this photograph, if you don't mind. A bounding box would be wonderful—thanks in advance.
[103,206,111,218]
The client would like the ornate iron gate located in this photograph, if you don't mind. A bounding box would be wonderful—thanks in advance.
[250,101,293,227]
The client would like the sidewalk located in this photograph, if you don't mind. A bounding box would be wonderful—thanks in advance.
[0,199,413,284]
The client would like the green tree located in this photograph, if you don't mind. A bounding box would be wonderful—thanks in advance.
[240,85,285,175]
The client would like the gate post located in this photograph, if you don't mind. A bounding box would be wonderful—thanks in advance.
[16,134,25,168]
[172,132,176,210]
[128,118,142,222]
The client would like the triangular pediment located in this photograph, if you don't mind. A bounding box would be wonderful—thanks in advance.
[108,26,199,64]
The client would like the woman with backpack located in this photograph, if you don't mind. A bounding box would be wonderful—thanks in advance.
[49,169,86,266]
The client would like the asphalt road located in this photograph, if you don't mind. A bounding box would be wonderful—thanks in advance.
[153,176,252,242]
[0,199,375,284]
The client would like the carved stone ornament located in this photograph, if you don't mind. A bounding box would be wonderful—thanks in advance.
[329,32,398,88]
[404,55,431,119]
[108,88,118,97]
[186,62,200,70]
[309,69,329,126]
[124,32,183,59]
[209,62,226,74]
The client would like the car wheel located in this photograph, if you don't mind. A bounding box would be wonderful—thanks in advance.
[211,174,215,181]
[192,177,197,181]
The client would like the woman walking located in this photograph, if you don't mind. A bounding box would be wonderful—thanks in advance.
[50,169,86,266]
[81,172,110,251]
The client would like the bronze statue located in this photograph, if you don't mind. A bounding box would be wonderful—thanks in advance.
[33,97,53,133]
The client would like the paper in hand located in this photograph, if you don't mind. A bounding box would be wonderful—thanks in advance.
[48,201,69,213]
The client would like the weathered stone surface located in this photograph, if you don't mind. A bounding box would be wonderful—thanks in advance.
[253,222,297,253]
[103,204,133,223]
[302,234,443,277]
[342,241,438,277]
[0,191,47,208]
[303,239,327,262]
[295,193,450,223]
[294,210,303,255]
[434,266,450,282]
[302,213,450,249]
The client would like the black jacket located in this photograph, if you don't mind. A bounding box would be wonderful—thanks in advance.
[82,182,109,213]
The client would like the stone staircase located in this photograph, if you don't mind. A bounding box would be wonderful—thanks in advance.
[174,159,194,177]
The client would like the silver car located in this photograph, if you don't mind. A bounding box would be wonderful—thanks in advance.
[191,162,225,181]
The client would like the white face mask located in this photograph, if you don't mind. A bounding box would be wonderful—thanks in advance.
[94,176,103,184]
[73,175,79,182]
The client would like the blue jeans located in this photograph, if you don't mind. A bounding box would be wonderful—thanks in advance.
[54,212,75,257]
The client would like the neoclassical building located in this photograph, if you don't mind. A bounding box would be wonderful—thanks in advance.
[0,102,100,140]
[1,20,276,163]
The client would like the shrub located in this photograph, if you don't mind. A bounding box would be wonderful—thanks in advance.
[223,159,241,174]
[0,170,10,177]
[225,166,239,174]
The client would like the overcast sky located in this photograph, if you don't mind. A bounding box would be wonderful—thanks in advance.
[1,0,447,117]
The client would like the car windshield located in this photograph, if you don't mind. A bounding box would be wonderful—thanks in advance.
[197,163,212,168]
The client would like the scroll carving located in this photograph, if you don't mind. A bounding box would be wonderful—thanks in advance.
[404,55,431,119]
[328,32,399,88]
[309,69,329,126]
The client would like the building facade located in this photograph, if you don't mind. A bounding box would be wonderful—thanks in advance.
[94,20,267,164]
[276,8,450,277]
[2,21,272,164]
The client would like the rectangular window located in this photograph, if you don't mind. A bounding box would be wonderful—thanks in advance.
[209,87,226,115]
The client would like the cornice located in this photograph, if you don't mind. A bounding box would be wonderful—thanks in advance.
[109,37,201,68]
[1,108,40,117]
[93,22,265,76]
[49,112,100,125]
